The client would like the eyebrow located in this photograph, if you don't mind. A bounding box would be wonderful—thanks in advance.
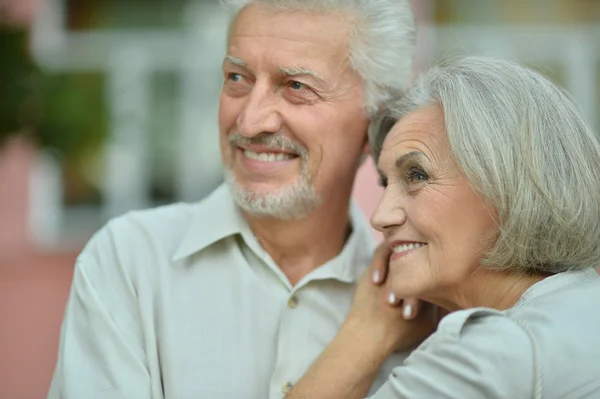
[376,151,427,180]
[395,151,428,169]
[224,55,324,81]
[278,67,325,84]
[224,55,248,68]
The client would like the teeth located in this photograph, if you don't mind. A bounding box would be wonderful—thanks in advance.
[393,243,425,254]
[244,150,293,162]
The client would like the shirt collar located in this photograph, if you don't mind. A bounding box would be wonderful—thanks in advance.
[172,183,377,284]
[172,184,249,262]
[298,201,376,285]
[514,267,600,307]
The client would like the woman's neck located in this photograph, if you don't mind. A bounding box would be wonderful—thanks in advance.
[426,269,550,313]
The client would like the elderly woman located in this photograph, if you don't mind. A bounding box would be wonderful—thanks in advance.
[287,56,600,399]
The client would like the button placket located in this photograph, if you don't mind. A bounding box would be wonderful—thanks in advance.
[287,295,299,309]
[281,381,294,394]
[270,288,307,398]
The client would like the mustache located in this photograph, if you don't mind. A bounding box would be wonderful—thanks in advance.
[229,133,308,156]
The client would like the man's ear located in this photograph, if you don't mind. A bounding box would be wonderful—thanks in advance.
[362,141,371,156]
[357,141,371,167]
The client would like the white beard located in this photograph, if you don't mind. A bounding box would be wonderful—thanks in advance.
[223,166,322,220]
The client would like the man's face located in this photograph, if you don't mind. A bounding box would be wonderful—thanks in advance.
[219,4,369,219]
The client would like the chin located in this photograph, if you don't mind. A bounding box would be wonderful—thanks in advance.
[389,272,432,299]
[224,168,322,219]
[230,174,300,196]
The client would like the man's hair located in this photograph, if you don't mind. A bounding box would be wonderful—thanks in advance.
[370,56,600,274]
[220,0,416,117]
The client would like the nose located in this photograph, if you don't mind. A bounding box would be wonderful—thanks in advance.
[236,82,283,137]
[370,186,407,234]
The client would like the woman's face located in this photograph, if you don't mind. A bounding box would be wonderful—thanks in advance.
[371,106,498,303]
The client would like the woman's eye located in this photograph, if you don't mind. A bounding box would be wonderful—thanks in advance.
[407,167,428,183]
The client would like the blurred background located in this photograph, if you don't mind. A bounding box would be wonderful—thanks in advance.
[1,0,599,397]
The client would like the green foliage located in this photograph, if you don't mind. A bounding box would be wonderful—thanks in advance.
[37,72,107,161]
[0,26,107,161]
[0,27,38,143]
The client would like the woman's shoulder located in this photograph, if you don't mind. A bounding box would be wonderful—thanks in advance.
[430,268,600,348]
[373,309,535,398]
[422,307,533,354]
[412,307,536,379]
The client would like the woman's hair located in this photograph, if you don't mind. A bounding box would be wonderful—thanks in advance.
[219,0,416,117]
[370,56,600,274]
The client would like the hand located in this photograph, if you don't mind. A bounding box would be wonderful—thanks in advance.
[370,245,422,320]
[345,245,439,355]
[286,245,440,399]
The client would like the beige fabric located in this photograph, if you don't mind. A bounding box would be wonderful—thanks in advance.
[48,184,407,399]
[370,268,600,399]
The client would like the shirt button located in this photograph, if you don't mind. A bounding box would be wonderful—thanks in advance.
[281,381,294,394]
[287,295,299,309]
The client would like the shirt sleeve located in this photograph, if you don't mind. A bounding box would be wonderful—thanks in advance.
[47,222,153,399]
[369,308,535,399]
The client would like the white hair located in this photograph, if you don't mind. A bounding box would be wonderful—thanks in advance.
[219,0,416,117]
[370,56,600,274]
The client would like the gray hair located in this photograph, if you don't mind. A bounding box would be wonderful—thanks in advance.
[370,56,600,274]
[219,0,416,117]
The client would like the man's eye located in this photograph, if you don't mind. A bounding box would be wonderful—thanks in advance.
[289,81,307,90]
[407,167,428,183]
[228,73,243,82]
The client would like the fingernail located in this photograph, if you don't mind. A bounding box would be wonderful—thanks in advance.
[403,304,413,319]
[388,292,397,304]
[372,270,380,283]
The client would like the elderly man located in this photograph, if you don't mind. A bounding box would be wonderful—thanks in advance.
[48,0,416,398]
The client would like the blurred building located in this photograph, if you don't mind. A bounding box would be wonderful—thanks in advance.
[27,0,230,251]
[4,0,598,252]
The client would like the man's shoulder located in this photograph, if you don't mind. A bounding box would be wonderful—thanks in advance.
[80,202,198,264]
[80,184,237,268]
[113,202,197,238]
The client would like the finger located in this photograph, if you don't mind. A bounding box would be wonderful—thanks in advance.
[401,297,421,320]
[383,272,401,307]
[386,291,401,306]
[384,273,402,307]
[371,244,391,285]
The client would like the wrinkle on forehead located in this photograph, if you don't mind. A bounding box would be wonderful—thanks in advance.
[379,106,449,172]
[230,4,353,46]
[227,3,354,76]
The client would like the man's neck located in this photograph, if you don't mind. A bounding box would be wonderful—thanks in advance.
[244,196,353,286]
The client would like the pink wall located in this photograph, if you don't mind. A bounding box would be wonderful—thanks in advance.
[0,137,33,260]
[353,157,384,240]
[0,0,42,25]
[0,255,75,399]
[0,137,78,399]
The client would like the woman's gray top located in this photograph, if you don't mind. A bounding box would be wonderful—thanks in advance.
[371,268,600,399]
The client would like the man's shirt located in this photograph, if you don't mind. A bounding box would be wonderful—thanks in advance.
[48,184,406,399]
